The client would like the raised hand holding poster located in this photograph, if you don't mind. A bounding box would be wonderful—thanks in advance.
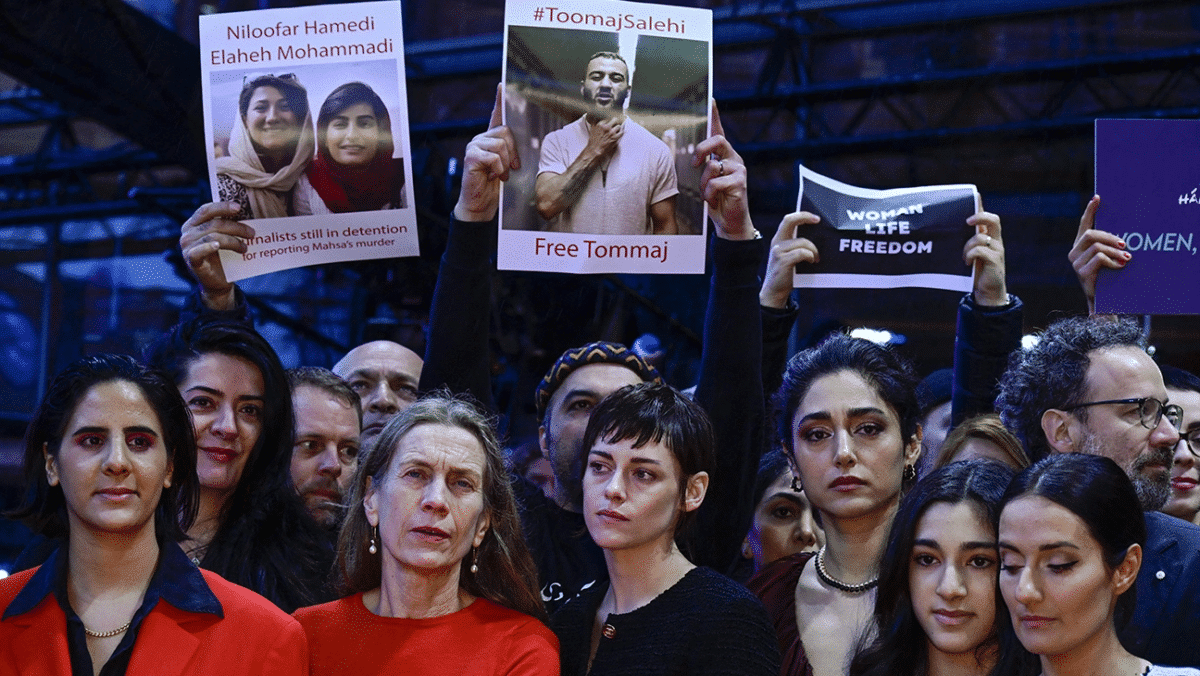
[200,0,417,282]
[498,0,712,274]
[792,164,979,292]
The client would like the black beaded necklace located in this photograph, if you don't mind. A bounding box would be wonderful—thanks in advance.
[814,546,878,594]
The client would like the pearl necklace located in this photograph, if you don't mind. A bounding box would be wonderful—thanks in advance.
[84,620,132,639]
[814,546,878,594]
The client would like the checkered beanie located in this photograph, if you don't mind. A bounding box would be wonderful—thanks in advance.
[534,341,662,421]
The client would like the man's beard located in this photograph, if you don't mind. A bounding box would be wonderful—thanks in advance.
[299,480,346,530]
[543,426,584,510]
[583,90,626,118]
[1082,433,1172,511]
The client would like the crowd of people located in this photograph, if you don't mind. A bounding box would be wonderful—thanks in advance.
[4,80,1200,676]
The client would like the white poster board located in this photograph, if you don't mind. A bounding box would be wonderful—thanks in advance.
[200,0,417,282]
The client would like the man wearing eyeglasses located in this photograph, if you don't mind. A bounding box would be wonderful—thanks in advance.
[1161,365,1200,527]
[996,315,1200,668]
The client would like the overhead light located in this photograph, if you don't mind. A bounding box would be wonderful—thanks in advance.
[849,327,906,346]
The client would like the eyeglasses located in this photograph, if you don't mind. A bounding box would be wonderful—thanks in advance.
[1064,397,1183,431]
[1176,427,1200,461]
[1182,428,1200,459]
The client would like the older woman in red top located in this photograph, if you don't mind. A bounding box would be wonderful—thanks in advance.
[0,354,307,675]
[293,392,557,675]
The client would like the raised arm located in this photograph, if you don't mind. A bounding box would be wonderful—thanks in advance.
[951,209,1023,427]
[760,212,821,400]
[420,86,519,410]
[688,102,770,574]
[1067,194,1129,316]
[177,201,256,324]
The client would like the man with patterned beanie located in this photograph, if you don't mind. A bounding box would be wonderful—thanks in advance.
[519,341,661,611]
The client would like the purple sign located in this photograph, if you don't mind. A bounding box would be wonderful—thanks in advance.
[1095,119,1200,315]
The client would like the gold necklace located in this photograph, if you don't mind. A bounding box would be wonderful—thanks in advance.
[84,620,132,639]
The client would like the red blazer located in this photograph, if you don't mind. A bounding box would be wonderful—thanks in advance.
[0,566,309,675]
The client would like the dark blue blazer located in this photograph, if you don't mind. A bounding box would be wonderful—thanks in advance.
[1122,511,1200,667]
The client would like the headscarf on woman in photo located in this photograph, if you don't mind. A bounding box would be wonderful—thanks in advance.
[215,73,315,219]
[296,81,405,214]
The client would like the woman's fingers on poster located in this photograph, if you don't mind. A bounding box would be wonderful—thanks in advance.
[760,212,820,308]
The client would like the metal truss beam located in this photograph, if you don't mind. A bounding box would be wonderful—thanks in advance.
[723,45,1200,160]
[0,0,204,174]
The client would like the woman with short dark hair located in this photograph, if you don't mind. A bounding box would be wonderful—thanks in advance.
[551,382,780,676]
[0,354,306,675]
[294,392,557,675]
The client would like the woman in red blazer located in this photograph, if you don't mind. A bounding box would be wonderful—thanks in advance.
[1,354,307,675]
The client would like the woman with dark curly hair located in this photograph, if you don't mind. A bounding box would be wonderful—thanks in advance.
[749,332,923,676]
[1,354,306,675]
[294,81,406,215]
[294,392,557,675]
[145,317,334,613]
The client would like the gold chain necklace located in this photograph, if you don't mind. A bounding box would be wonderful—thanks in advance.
[84,620,132,639]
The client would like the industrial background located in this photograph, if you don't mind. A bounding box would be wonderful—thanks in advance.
[1,0,1199,563]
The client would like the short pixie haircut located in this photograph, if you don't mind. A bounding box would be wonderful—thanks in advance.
[11,354,199,542]
[580,381,715,536]
[775,332,921,454]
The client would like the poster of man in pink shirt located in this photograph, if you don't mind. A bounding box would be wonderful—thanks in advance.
[498,0,712,274]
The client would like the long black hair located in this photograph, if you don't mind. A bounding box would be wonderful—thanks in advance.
[10,354,199,545]
[849,460,1037,676]
[146,317,334,612]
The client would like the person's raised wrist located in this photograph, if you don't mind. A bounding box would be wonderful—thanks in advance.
[453,201,496,223]
[201,285,236,312]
